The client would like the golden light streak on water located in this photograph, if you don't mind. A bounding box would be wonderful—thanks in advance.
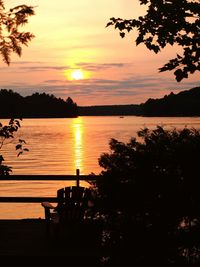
[72,117,84,174]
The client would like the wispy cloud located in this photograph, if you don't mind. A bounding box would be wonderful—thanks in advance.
[11,61,44,65]
[76,62,127,71]
[18,66,69,72]
[0,62,129,73]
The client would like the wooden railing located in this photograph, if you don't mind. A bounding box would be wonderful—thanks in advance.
[0,169,99,203]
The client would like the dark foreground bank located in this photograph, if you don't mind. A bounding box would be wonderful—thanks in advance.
[0,219,103,265]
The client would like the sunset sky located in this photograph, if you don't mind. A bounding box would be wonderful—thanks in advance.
[1,0,199,106]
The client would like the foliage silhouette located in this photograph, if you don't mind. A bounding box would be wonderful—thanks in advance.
[0,1,33,174]
[2,87,200,118]
[0,0,35,65]
[141,86,200,116]
[0,118,28,175]
[95,126,200,266]
[0,89,78,118]
[106,0,200,82]
[79,86,200,117]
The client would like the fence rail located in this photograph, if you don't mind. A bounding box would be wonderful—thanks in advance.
[0,174,97,181]
[0,169,99,203]
[0,197,58,203]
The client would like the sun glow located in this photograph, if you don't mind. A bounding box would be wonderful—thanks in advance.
[65,68,90,81]
[71,69,84,80]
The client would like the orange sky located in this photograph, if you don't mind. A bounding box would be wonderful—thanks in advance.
[0,0,199,106]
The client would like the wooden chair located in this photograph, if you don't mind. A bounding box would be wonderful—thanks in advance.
[41,186,93,237]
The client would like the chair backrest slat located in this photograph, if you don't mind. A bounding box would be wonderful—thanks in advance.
[55,186,91,223]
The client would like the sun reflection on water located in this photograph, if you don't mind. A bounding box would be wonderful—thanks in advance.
[72,117,83,173]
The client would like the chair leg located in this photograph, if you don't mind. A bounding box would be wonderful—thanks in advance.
[45,221,51,236]
[43,207,52,237]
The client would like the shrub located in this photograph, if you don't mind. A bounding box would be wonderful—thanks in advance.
[96,126,200,266]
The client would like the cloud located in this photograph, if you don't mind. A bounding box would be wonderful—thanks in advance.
[11,61,44,65]
[76,62,127,71]
[19,66,69,72]
[44,80,64,84]
[0,62,128,73]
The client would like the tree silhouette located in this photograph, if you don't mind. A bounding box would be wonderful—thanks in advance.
[106,0,200,82]
[0,0,35,65]
[95,126,200,265]
[0,89,78,118]
[0,1,33,174]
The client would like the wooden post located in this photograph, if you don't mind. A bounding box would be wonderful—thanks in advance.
[76,169,80,187]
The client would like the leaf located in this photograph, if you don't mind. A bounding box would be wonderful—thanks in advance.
[120,32,125,38]
[19,139,26,143]
[127,26,132,32]
[17,151,23,157]
[0,45,11,65]
[136,35,144,45]
[106,22,114,28]
[152,45,160,54]
[177,54,182,59]
[16,144,22,150]
[168,36,174,45]
[174,69,184,82]
[0,155,4,163]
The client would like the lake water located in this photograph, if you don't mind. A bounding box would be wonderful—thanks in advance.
[1,116,200,219]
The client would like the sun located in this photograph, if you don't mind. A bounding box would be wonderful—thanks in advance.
[71,69,84,80]
[64,68,90,81]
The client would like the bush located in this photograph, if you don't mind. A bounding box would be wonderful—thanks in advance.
[96,126,200,266]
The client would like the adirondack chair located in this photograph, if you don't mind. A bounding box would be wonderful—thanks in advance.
[41,186,93,237]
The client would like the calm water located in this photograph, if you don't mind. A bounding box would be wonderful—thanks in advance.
[1,116,200,219]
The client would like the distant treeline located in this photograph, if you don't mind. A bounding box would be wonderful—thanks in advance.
[0,86,200,118]
[141,86,200,116]
[78,86,200,116]
[0,89,78,118]
[78,104,142,116]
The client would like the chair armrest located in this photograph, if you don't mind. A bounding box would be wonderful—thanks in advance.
[41,202,56,209]
[41,202,56,221]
